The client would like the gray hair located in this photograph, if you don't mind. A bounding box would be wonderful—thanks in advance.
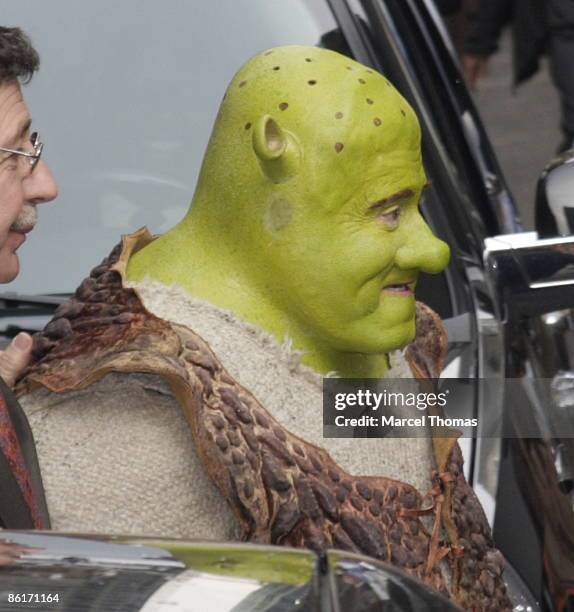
[0,26,39,84]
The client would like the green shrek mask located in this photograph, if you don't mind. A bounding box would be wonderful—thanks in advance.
[127,46,450,378]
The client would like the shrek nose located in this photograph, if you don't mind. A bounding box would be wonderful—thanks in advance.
[395,225,450,273]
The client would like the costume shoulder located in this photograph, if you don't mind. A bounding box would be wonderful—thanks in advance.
[18,228,182,395]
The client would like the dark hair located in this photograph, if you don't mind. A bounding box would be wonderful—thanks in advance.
[0,26,39,84]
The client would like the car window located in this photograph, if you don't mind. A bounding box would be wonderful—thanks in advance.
[4,0,338,295]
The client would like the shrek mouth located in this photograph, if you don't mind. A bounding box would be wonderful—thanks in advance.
[382,282,415,295]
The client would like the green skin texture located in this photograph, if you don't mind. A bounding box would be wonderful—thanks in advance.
[127,46,450,378]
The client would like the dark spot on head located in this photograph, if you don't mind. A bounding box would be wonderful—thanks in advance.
[239,80,247,88]
[401,109,406,116]
[366,98,373,105]
[335,142,344,153]
[305,58,312,62]
[335,112,344,119]
[358,78,366,84]
[273,66,280,71]
[244,122,252,130]
[307,80,317,86]
[264,50,273,56]
[346,66,353,71]
[367,70,374,74]
[279,102,289,111]
[374,117,382,126]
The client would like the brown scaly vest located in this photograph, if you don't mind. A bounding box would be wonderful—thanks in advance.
[17,228,512,611]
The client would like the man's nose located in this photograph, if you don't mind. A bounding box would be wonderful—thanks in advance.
[23,160,58,204]
[395,221,450,273]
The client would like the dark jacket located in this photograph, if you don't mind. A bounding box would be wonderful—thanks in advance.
[464,0,548,85]
[0,378,49,529]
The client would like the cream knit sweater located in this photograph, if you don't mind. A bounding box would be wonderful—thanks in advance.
[20,280,435,539]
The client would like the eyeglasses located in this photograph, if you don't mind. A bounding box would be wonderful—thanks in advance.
[0,132,43,173]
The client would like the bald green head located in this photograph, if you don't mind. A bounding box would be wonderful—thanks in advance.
[127,46,450,377]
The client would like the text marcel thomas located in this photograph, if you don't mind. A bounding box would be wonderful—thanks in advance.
[332,389,478,429]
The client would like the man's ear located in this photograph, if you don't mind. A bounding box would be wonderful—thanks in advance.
[252,115,300,183]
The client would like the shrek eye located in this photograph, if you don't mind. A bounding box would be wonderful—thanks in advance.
[377,205,400,229]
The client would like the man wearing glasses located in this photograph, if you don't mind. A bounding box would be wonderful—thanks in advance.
[0,26,57,529]
[0,27,57,384]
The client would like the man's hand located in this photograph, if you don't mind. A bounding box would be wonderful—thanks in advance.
[0,333,32,387]
[463,54,489,90]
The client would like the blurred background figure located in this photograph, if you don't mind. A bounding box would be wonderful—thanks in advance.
[463,0,574,154]
[434,0,463,17]
[436,0,479,55]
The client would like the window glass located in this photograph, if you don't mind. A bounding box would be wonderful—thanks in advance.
[4,0,338,294]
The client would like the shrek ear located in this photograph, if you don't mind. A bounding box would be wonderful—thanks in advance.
[252,115,300,183]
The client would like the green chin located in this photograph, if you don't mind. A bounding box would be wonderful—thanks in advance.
[372,295,417,350]
[331,308,416,355]
[370,319,416,354]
